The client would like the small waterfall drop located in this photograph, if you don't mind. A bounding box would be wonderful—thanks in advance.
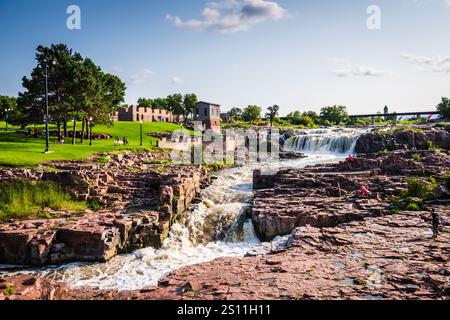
[284,128,364,155]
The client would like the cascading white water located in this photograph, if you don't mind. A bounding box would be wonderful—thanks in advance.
[284,128,365,155]
[0,129,364,291]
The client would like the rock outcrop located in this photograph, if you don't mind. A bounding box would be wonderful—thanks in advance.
[252,150,449,241]
[0,152,209,266]
[355,127,450,154]
[2,208,448,300]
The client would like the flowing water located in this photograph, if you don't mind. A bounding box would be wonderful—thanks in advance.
[284,128,366,155]
[0,129,363,291]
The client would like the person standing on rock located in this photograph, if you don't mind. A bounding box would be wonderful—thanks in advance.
[431,210,440,239]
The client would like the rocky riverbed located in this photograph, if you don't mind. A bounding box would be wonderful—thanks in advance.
[1,147,449,300]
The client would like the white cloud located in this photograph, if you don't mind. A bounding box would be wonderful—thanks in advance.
[127,69,156,85]
[329,58,393,77]
[401,53,450,73]
[166,0,288,33]
[110,65,124,75]
[171,76,183,85]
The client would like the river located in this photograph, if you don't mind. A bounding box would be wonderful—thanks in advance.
[0,128,364,291]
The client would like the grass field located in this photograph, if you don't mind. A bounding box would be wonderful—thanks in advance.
[0,121,191,167]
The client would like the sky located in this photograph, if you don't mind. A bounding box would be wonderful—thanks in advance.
[0,0,449,116]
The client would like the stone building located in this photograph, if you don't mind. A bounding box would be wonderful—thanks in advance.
[194,101,221,131]
[115,106,182,123]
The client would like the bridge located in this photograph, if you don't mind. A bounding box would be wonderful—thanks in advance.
[349,111,440,125]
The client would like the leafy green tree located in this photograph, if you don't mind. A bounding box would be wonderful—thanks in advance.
[437,97,450,119]
[166,94,184,122]
[182,93,198,123]
[242,105,261,124]
[227,107,243,123]
[265,105,280,127]
[16,44,125,143]
[0,96,18,120]
[320,105,349,125]
[286,111,315,127]
[152,97,169,111]
[137,98,153,109]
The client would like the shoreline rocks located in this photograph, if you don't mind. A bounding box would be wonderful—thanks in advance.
[355,127,450,154]
[0,152,209,266]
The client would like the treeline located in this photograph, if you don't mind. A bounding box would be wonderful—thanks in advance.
[134,93,198,123]
[224,105,351,127]
[3,43,126,142]
[224,97,450,128]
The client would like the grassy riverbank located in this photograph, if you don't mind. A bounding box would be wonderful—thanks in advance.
[0,180,86,222]
[0,122,191,167]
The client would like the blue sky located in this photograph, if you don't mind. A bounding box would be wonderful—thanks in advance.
[0,0,449,115]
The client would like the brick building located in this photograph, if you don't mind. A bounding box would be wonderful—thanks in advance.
[114,105,183,123]
[194,101,221,131]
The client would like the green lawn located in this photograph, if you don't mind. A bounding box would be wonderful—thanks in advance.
[0,121,190,167]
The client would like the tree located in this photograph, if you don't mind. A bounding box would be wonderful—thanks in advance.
[166,94,184,122]
[15,44,126,143]
[265,105,280,127]
[320,105,349,125]
[437,97,450,119]
[182,93,198,123]
[137,98,153,109]
[0,96,18,121]
[242,105,261,124]
[152,97,168,111]
[227,107,243,123]
[287,111,315,127]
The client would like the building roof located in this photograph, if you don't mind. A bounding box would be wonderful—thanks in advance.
[197,101,221,107]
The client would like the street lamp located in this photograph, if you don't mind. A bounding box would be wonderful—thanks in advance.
[4,108,12,132]
[139,120,143,146]
[43,58,56,153]
[89,117,93,146]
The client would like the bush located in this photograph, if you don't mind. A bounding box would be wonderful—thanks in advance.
[411,153,421,161]
[405,203,421,211]
[393,177,438,212]
[0,180,86,222]
[402,178,436,199]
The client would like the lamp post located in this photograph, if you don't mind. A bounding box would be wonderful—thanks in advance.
[139,120,143,146]
[89,117,93,146]
[43,59,56,153]
[4,108,11,131]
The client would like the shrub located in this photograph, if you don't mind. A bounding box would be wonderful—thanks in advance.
[411,153,421,161]
[402,178,436,199]
[4,285,15,297]
[405,203,421,211]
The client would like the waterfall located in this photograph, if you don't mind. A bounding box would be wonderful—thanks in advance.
[284,129,364,155]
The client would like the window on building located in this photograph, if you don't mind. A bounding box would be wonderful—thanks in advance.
[141,114,144,120]
[136,114,139,121]
[205,108,208,117]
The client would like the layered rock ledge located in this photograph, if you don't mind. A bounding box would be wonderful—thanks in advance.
[355,125,450,154]
[2,208,448,300]
[0,152,209,266]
